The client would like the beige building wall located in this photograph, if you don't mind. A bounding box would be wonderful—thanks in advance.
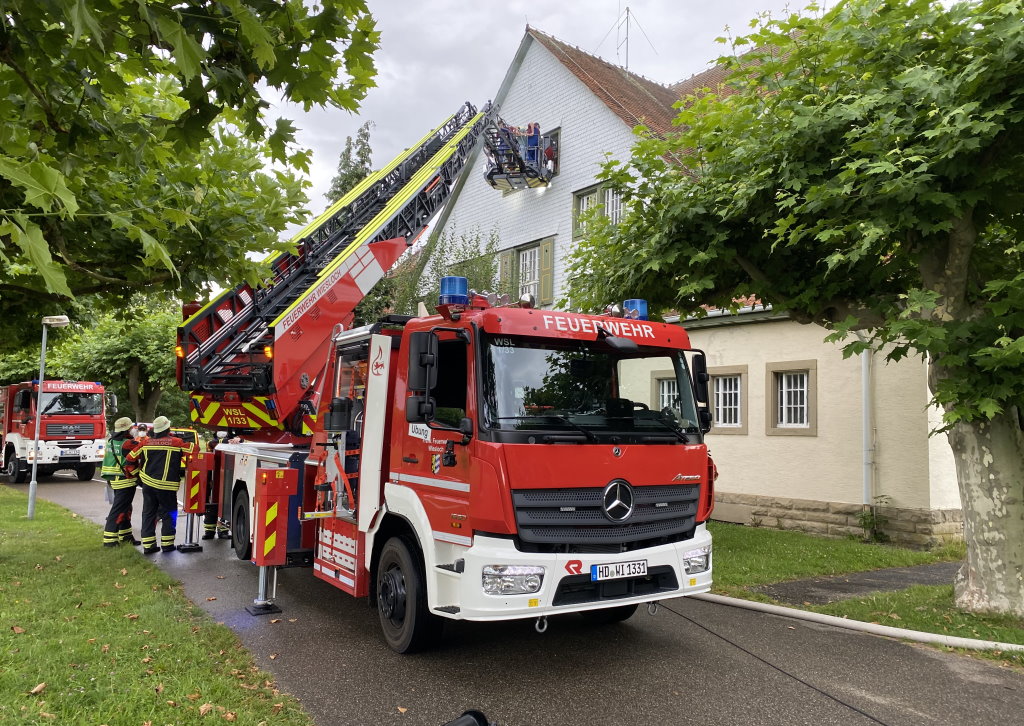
[672,315,959,512]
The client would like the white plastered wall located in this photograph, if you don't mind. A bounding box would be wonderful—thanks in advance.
[438,37,640,302]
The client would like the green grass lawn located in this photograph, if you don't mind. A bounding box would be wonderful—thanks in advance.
[709,520,1024,669]
[0,486,315,726]
[709,520,966,594]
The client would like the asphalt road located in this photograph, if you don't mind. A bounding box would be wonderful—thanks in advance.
[16,475,1024,726]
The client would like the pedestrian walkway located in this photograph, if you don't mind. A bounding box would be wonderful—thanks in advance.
[751,561,963,605]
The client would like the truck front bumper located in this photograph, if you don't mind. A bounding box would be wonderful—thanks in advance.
[430,524,712,621]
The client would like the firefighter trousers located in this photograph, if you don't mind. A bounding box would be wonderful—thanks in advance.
[103,485,138,545]
[203,504,230,537]
[140,485,178,550]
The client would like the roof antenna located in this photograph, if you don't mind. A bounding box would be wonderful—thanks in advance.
[595,4,658,71]
[617,5,631,69]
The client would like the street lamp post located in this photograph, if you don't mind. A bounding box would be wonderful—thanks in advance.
[27,315,70,520]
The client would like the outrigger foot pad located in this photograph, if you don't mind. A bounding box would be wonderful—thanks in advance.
[246,602,282,616]
[177,542,204,553]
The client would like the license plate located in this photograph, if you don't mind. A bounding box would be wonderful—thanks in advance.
[591,559,648,582]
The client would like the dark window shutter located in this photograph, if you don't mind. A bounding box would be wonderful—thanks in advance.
[539,238,554,306]
[498,250,514,296]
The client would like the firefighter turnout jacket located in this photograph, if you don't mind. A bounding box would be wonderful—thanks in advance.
[127,434,194,491]
[101,434,141,489]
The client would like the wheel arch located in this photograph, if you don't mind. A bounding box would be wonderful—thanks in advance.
[368,512,420,607]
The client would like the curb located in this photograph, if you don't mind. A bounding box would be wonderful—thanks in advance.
[692,593,1024,653]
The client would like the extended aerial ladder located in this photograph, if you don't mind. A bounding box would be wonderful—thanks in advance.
[176,102,496,439]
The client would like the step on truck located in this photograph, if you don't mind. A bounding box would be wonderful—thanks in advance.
[1,380,111,482]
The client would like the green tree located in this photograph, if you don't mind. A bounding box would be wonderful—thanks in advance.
[322,119,391,326]
[569,0,1024,615]
[327,121,375,204]
[52,296,187,424]
[396,229,500,314]
[0,0,378,346]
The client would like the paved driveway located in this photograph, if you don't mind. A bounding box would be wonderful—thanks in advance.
[16,475,1024,726]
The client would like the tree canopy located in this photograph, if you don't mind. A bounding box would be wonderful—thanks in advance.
[52,296,188,424]
[0,0,378,346]
[327,120,374,204]
[568,0,1024,615]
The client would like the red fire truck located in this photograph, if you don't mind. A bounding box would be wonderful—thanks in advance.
[1,380,110,482]
[176,103,716,652]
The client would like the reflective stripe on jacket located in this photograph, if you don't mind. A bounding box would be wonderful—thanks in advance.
[101,436,141,489]
[126,435,194,491]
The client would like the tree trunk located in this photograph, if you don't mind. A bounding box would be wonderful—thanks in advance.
[127,363,142,422]
[140,382,162,423]
[945,411,1024,617]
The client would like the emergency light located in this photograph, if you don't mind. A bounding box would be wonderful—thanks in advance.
[623,298,649,321]
[439,276,469,306]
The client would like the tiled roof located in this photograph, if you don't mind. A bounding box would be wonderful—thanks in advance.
[669,62,736,99]
[527,27,683,136]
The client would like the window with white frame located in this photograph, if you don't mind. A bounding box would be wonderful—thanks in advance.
[708,365,747,435]
[713,375,742,426]
[573,186,599,238]
[603,188,623,225]
[658,378,678,410]
[776,372,807,426]
[766,360,817,436]
[518,246,539,299]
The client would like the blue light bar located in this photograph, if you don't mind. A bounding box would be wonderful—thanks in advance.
[439,276,469,306]
[624,298,648,321]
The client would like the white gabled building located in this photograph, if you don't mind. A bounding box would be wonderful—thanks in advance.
[436,27,963,547]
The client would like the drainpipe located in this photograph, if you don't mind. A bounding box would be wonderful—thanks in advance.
[856,333,874,507]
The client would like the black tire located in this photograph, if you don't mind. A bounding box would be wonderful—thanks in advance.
[579,604,638,624]
[232,493,252,561]
[75,463,96,481]
[375,536,443,653]
[4,450,27,483]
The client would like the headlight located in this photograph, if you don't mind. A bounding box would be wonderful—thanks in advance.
[482,565,545,595]
[683,545,712,574]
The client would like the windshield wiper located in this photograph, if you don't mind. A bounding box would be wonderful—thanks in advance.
[494,415,598,442]
[541,414,598,442]
[644,415,689,443]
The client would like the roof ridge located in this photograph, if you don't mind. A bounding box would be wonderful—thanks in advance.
[526,25,674,90]
[527,27,679,135]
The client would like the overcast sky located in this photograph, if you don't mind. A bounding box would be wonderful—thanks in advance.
[272,0,806,228]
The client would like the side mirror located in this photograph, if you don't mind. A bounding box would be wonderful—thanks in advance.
[408,332,438,392]
[698,408,713,434]
[458,416,474,444]
[406,395,436,424]
[15,390,31,410]
[691,352,710,405]
[106,392,118,415]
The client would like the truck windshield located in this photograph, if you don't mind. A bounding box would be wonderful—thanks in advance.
[481,335,701,440]
[38,392,103,416]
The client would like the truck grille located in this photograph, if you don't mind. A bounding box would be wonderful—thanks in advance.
[512,485,699,551]
[46,423,95,437]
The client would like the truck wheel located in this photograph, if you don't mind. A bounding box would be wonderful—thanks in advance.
[232,494,252,561]
[579,604,638,624]
[376,536,443,653]
[4,450,27,483]
[76,463,96,481]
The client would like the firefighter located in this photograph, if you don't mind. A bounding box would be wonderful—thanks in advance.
[100,416,143,547]
[127,415,194,554]
[201,438,230,540]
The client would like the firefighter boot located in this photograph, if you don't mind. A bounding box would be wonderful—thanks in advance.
[143,547,159,555]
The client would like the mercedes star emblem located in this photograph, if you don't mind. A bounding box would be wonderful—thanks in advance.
[602,480,635,522]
